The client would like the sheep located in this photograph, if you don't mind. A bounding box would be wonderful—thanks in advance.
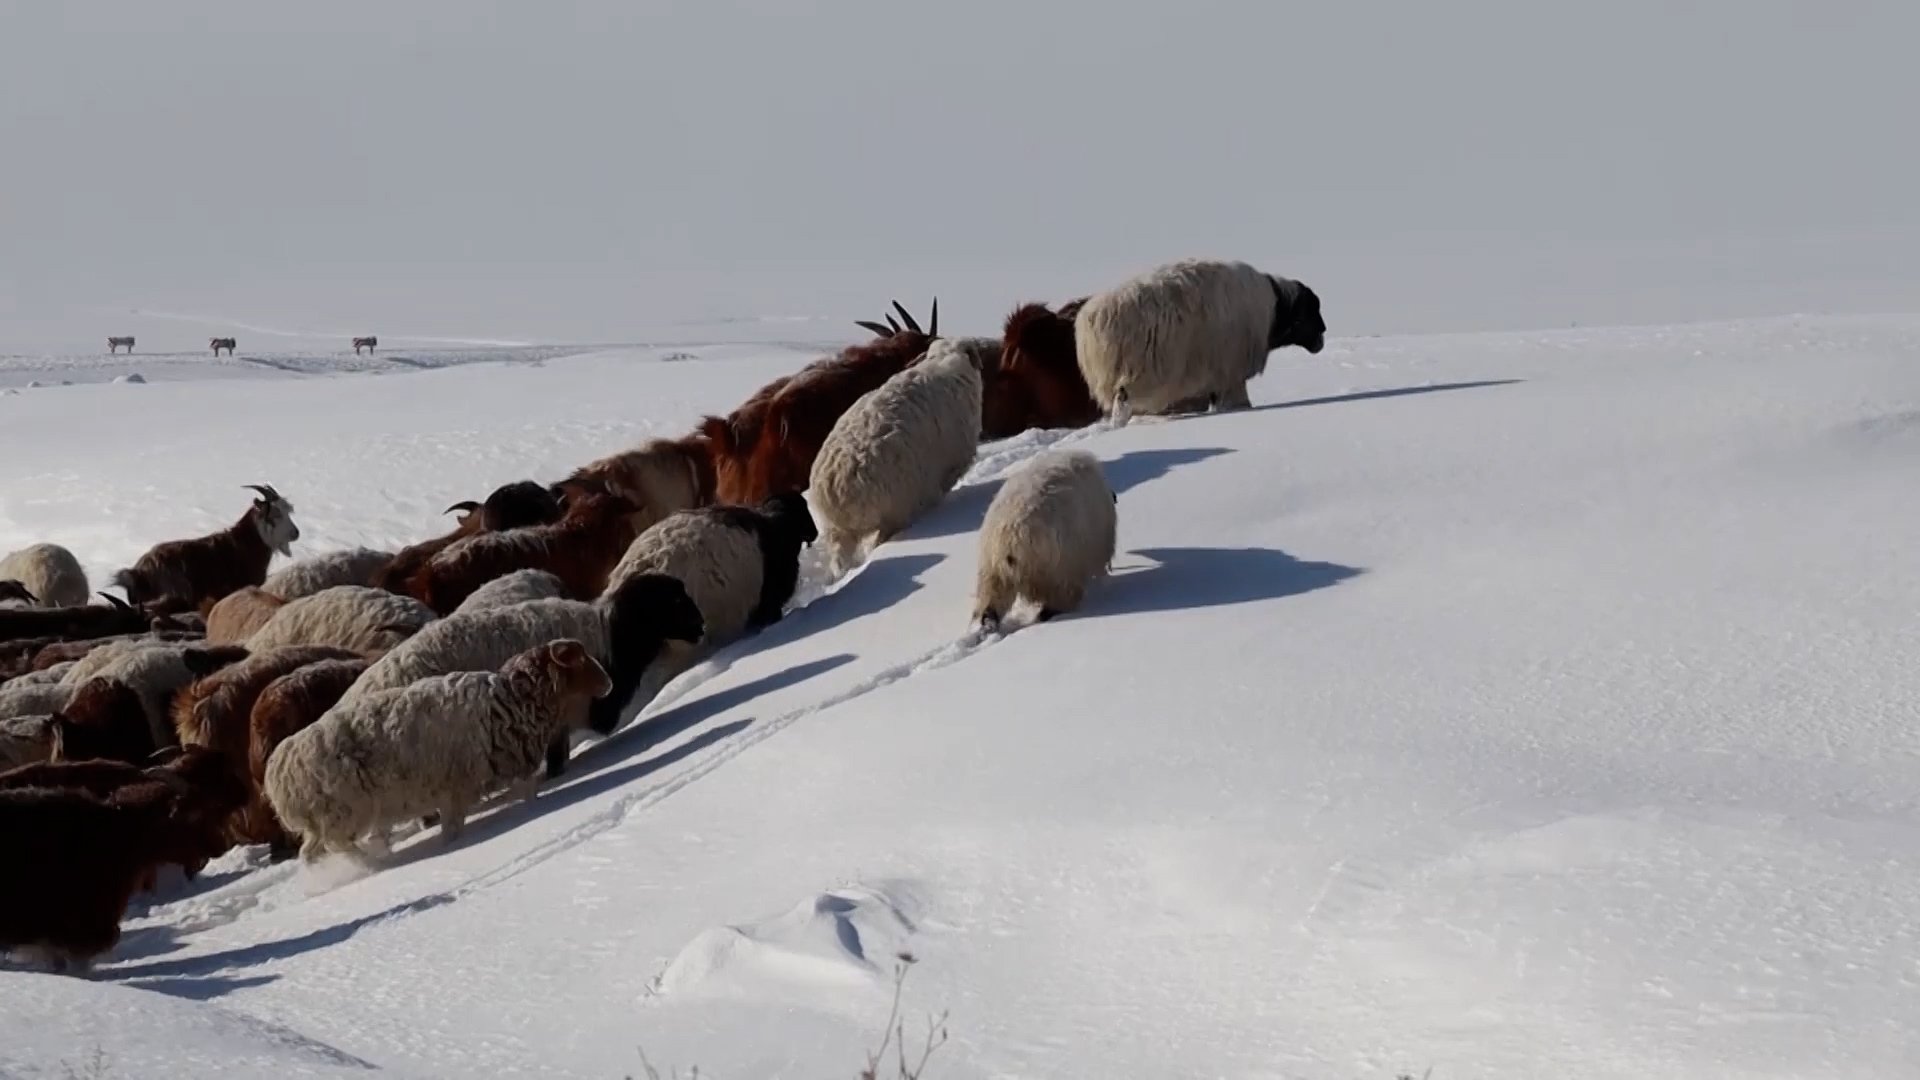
[58,643,249,754]
[0,753,247,972]
[0,716,52,770]
[0,678,71,726]
[261,547,397,600]
[971,449,1118,630]
[983,300,1101,439]
[0,543,89,609]
[264,639,615,861]
[372,480,563,596]
[808,338,983,573]
[112,485,300,613]
[702,299,938,504]
[0,593,158,646]
[244,585,434,654]
[604,494,816,705]
[1074,259,1325,423]
[203,586,287,644]
[338,573,703,776]
[553,434,717,533]
[410,491,643,614]
[454,569,568,614]
[244,658,370,854]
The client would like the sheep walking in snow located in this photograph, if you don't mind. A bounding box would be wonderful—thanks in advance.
[263,639,614,861]
[808,338,982,573]
[1074,258,1325,423]
[113,485,300,613]
[243,585,433,654]
[261,548,396,601]
[0,544,90,610]
[972,449,1117,630]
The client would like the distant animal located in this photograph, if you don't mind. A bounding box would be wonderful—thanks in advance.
[809,337,983,573]
[210,337,237,357]
[106,337,135,355]
[0,544,91,610]
[112,485,299,614]
[1074,259,1325,423]
[702,299,938,504]
[264,639,615,861]
[353,336,377,355]
[972,449,1117,630]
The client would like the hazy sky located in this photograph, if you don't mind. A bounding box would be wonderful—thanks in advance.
[3,1,1916,350]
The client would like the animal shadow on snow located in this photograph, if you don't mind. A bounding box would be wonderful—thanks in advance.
[1091,546,1363,618]
[1246,379,1522,414]
[776,552,946,641]
[107,892,457,988]
[911,446,1234,541]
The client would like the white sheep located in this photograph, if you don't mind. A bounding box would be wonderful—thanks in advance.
[1073,258,1326,423]
[0,544,90,609]
[244,585,435,655]
[807,338,983,573]
[971,449,1117,630]
[335,573,703,769]
[263,639,614,860]
[261,547,396,600]
[453,569,568,615]
[59,642,249,749]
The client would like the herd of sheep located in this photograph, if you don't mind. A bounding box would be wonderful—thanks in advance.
[0,257,1327,974]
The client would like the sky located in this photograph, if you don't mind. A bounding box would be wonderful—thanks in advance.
[2,0,1916,351]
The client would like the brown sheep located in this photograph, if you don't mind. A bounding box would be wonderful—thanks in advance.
[202,586,288,644]
[48,680,156,765]
[373,480,563,596]
[553,434,718,533]
[702,299,938,504]
[245,657,370,855]
[0,751,248,971]
[983,299,1102,440]
[112,486,299,614]
[409,491,644,614]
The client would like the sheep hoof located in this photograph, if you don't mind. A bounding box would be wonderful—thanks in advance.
[1036,607,1061,623]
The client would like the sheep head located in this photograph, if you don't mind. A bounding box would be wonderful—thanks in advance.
[759,491,818,546]
[548,639,613,702]
[1267,275,1325,355]
[245,484,300,556]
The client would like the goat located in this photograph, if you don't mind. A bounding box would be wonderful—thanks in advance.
[209,337,237,356]
[374,481,563,596]
[107,336,135,354]
[353,336,377,355]
[983,299,1102,439]
[113,485,299,614]
[702,299,938,504]
[410,491,643,614]
[552,434,718,533]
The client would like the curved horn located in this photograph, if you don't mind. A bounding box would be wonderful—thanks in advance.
[99,592,132,611]
[928,297,937,337]
[854,320,893,336]
[444,500,481,515]
[892,300,921,334]
[244,484,282,504]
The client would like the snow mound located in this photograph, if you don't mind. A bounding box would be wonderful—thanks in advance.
[651,882,922,1003]
[113,373,147,384]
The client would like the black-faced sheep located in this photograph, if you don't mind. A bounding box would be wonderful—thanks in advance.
[0,544,89,609]
[112,485,300,613]
[260,547,397,600]
[335,573,703,776]
[410,491,644,614]
[0,751,247,971]
[808,337,983,574]
[1074,259,1325,423]
[264,639,614,861]
[243,585,433,654]
[203,586,287,644]
[972,449,1117,630]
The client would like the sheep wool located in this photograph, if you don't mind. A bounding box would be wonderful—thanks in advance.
[972,449,1117,629]
[261,548,396,600]
[264,640,612,859]
[454,569,568,615]
[0,544,89,609]
[1074,258,1323,422]
[808,338,983,572]
[245,585,434,654]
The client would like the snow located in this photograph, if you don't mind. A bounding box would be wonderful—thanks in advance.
[4,314,1920,1079]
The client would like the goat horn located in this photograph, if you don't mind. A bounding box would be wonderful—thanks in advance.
[99,592,131,610]
[854,320,893,336]
[892,301,921,334]
[444,500,481,515]
[244,483,282,503]
[928,297,938,337]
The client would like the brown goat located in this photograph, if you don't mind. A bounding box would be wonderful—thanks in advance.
[113,486,299,614]
[0,753,247,971]
[202,586,288,645]
[49,680,156,765]
[410,490,643,613]
[553,434,718,533]
[245,657,369,854]
[983,300,1102,440]
[0,593,158,647]
[703,299,938,504]
[373,480,562,596]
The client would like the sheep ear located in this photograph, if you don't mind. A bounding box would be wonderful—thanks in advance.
[550,640,590,668]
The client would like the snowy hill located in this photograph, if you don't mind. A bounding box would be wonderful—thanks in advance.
[3,315,1919,1079]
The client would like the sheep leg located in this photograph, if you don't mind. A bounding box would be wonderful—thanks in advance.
[544,734,571,779]
[1110,388,1133,427]
[1218,382,1252,410]
[437,804,468,845]
[359,830,393,859]
[511,776,541,805]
